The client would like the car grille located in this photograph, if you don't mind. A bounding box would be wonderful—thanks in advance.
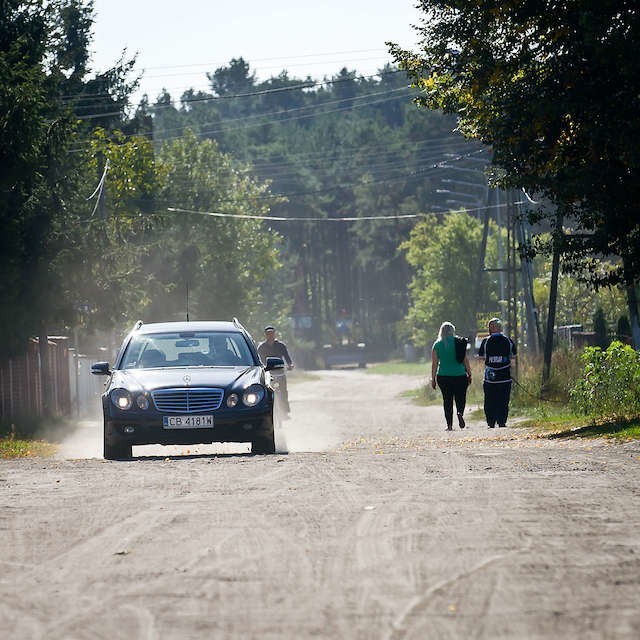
[152,388,224,413]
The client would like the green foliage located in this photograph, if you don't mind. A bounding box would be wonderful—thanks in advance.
[0,1,142,354]
[507,346,640,441]
[0,418,60,458]
[390,2,640,289]
[150,60,484,349]
[0,437,57,459]
[532,248,628,332]
[1,6,289,353]
[55,128,164,333]
[208,57,256,97]
[365,359,428,377]
[0,2,83,353]
[401,211,501,346]
[150,130,287,330]
[570,341,640,421]
[1,8,493,358]
[59,128,287,337]
[511,349,582,409]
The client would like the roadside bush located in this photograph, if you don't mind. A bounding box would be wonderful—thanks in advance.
[569,341,640,421]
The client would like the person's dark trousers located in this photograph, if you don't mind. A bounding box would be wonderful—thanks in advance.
[437,375,469,427]
[483,380,512,427]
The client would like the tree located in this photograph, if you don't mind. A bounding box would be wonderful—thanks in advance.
[389,1,640,347]
[0,1,81,355]
[150,55,487,350]
[55,128,165,337]
[150,130,287,330]
[208,57,255,97]
[400,212,502,347]
[0,0,142,356]
[532,256,627,331]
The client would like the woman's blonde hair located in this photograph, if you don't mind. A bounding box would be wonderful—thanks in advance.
[438,321,455,341]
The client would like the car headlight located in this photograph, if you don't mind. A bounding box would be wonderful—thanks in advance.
[242,384,265,407]
[111,388,132,410]
[226,393,239,408]
[136,393,149,410]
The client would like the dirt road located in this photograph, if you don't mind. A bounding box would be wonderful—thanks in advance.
[2,369,639,639]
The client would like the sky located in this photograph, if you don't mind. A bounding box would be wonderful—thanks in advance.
[90,0,423,103]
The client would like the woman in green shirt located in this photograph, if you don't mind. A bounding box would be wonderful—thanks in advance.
[431,321,472,430]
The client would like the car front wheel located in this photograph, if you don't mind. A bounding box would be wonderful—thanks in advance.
[251,428,275,454]
[103,421,132,460]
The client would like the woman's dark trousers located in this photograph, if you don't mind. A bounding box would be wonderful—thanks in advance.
[436,375,468,427]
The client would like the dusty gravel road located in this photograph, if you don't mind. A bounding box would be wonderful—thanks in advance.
[2,369,640,639]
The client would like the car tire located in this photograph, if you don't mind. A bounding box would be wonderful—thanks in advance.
[252,429,276,454]
[103,422,132,460]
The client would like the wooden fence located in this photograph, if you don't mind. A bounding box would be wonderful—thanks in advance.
[0,337,71,420]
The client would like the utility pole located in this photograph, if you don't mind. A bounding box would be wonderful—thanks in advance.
[505,191,518,355]
[516,197,541,355]
[495,190,506,321]
[542,208,564,390]
[471,188,492,344]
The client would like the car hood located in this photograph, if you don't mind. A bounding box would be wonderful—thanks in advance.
[110,366,262,391]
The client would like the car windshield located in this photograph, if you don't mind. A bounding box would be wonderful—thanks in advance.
[120,331,255,369]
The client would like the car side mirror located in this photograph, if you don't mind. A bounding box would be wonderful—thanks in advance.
[265,356,285,372]
[91,361,111,376]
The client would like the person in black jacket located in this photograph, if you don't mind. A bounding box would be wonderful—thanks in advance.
[478,318,516,429]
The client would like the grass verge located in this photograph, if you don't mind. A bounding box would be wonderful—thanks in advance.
[512,407,640,441]
[400,387,434,406]
[0,436,58,459]
[1,417,65,459]
[365,360,429,376]
[367,359,440,406]
[369,359,486,407]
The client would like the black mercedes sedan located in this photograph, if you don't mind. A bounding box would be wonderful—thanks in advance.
[91,319,284,459]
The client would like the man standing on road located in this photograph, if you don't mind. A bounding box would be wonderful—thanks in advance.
[257,325,294,416]
[478,318,516,429]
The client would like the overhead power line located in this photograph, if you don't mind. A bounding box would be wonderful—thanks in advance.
[140,48,389,72]
[166,207,421,221]
[143,55,395,82]
[157,148,490,207]
[164,199,526,223]
[150,85,411,136]
[161,142,487,189]
[61,67,405,109]
[87,159,110,217]
[68,84,415,151]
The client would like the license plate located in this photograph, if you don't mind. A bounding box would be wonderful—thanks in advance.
[163,415,214,428]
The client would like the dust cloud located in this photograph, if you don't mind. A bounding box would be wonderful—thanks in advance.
[56,412,335,460]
